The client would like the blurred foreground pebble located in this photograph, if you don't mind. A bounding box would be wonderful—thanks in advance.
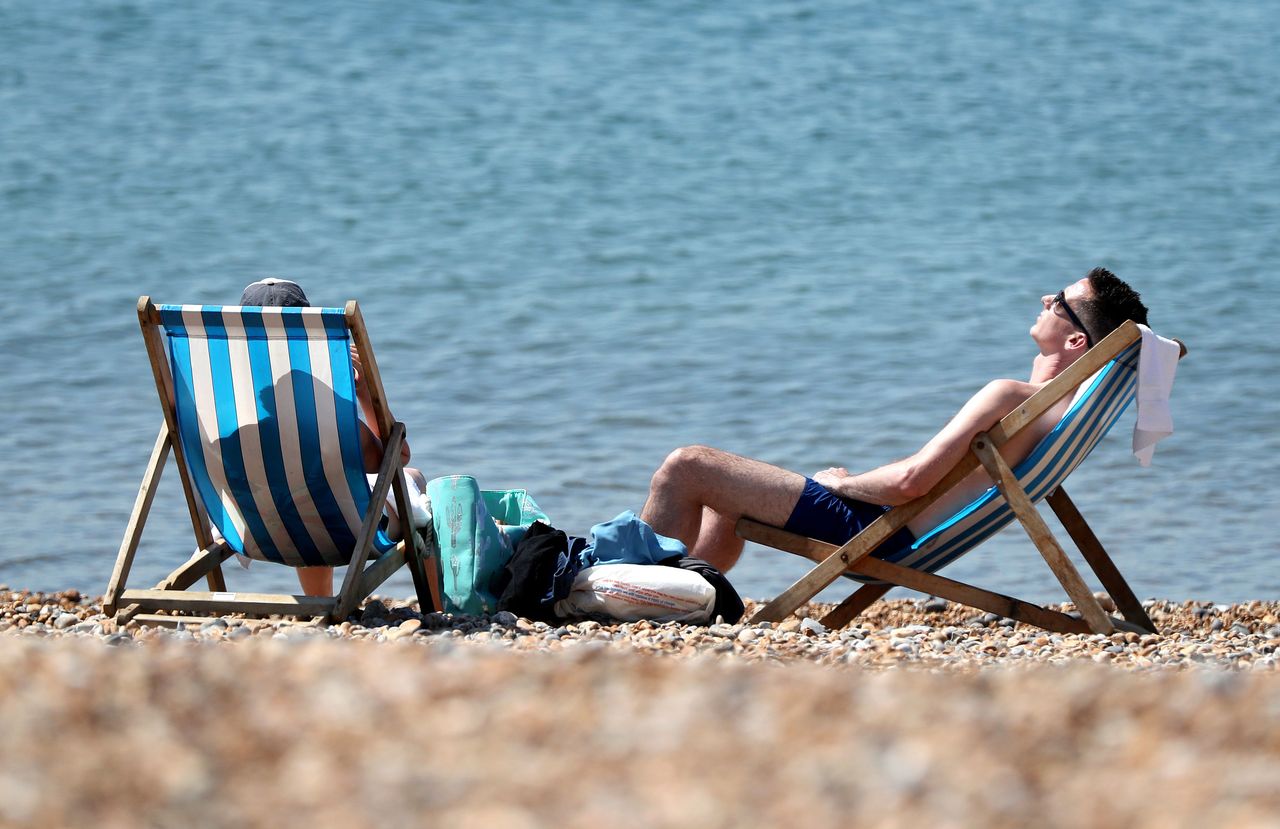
[3,635,1279,828]
[2,588,1280,826]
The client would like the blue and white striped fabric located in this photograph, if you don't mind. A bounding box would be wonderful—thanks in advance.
[865,342,1141,579]
[157,304,394,566]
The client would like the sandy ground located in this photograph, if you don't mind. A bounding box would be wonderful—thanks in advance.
[2,590,1278,828]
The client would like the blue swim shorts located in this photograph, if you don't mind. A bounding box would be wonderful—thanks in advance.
[783,478,915,556]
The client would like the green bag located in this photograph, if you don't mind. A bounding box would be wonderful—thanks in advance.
[425,475,548,615]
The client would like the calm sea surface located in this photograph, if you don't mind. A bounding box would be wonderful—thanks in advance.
[2,1,1277,603]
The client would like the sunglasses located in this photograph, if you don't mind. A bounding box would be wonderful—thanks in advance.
[1053,291,1094,348]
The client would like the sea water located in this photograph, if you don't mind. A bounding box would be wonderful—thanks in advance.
[2,1,1277,602]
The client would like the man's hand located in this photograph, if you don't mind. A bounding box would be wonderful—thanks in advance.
[805,378,1042,507]
[349,344,363,384]
[813,467,850,492]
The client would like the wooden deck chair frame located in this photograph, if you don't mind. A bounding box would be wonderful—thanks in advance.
[738,321,1185,636]
[105,297,440,625]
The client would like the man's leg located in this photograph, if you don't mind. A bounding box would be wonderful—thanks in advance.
[299,467,427,599]
[692,507,745,569]
[297,566,333,597]
[640,445,807,572]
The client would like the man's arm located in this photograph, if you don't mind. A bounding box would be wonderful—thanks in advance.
[813,378,1037,505]
[351,344,412,473]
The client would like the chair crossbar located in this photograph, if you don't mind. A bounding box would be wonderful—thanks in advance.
[119,589,336,618]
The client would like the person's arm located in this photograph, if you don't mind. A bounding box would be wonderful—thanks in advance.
[813,379,1036,505]
[351,344,412,472]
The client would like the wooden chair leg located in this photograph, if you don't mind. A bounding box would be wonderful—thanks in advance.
[409,522,442,613]
[852,557,1091,634]
[821,584,893,629]
[352,544,406,598]
[114,541,236,623]
[764,530,1132,635]
[334,423,406,621]
[155,541,236,591]
[746,520,906,624]
[205,566,227,592]
[1047,488,1157,633]
[405,542,430,612]
[389,459,439,614]
[139,303,217,553]
[972,434,1114,635]
[106,423,171,616]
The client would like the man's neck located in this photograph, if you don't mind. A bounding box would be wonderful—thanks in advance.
[1029,351,1080,385]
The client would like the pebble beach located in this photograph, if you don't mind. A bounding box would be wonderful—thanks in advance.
[3,587,1279,828]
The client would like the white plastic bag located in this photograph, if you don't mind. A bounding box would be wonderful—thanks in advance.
[554,564,715,624]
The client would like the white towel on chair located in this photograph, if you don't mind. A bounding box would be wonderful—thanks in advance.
[1133,324,1181,466]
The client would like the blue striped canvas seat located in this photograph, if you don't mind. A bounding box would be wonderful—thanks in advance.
[157,304,394,567]
[863,341,1140,578]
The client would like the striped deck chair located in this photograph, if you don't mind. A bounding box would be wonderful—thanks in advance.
[106,297,436,624]
[738,321,1186,636]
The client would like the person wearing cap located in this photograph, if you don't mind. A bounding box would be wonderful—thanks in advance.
[239,278,427,597]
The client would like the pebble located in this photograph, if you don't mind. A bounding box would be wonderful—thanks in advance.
[0,591,1277,672]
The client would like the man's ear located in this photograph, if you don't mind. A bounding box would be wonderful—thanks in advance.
[1065,331,1090,352]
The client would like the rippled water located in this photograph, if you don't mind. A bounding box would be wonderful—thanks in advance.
[2,1,1278,602]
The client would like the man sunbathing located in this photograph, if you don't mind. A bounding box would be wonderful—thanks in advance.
[238,278,428,596]
[639,267,1150,573]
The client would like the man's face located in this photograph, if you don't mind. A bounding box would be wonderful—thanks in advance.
[1031,277,1093,347]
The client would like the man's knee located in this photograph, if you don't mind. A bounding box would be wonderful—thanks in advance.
[651,445,718,491]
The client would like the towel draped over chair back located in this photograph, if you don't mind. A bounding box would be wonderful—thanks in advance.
[156,304,394,566]
[874,341,1141,577]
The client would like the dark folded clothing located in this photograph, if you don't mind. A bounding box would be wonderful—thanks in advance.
[492,522,584,622]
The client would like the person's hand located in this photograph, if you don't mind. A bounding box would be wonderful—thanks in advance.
[349,343,363,383]
[813,467,849,491]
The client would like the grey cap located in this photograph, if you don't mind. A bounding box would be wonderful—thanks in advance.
[239,278,310,307]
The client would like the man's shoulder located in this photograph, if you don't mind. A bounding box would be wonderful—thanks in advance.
[977,377,1041,404]
[975,377,1074,432]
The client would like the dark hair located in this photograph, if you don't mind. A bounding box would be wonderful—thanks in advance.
[1076,267,1148,341]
